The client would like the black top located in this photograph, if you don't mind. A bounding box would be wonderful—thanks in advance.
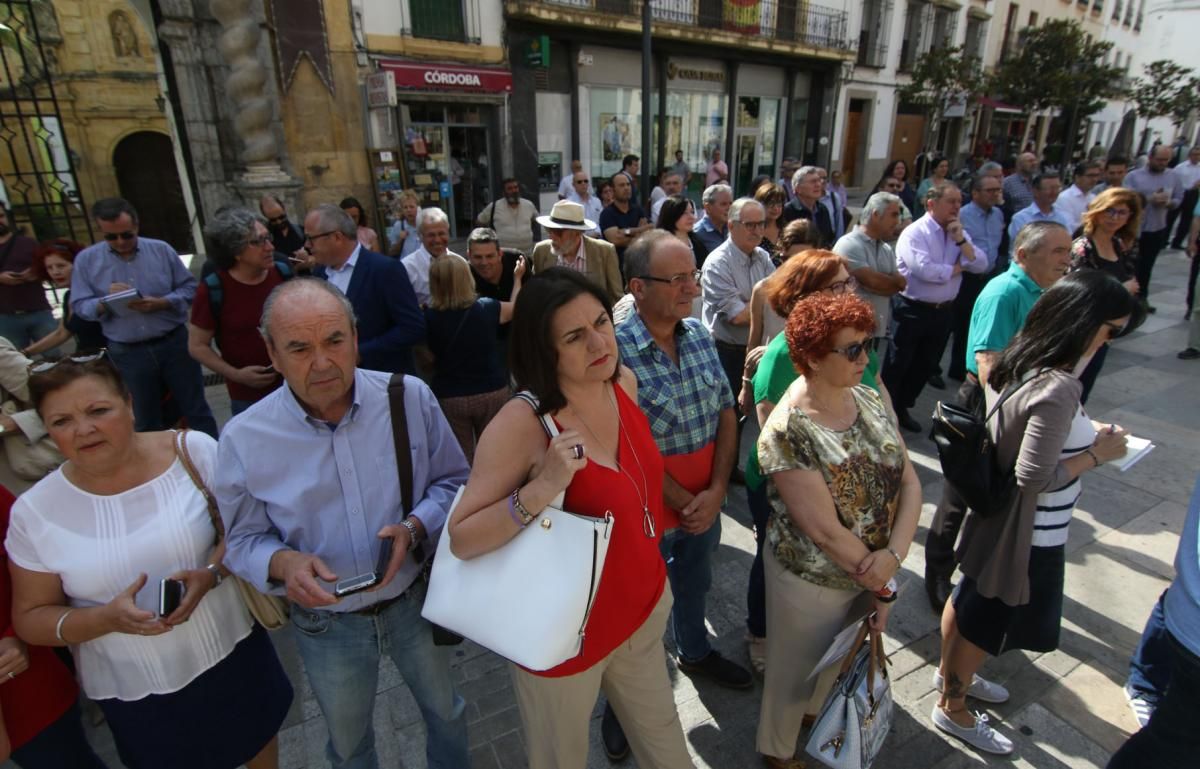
[781,199,835,248]
[269,220,306,256]
[63,289,106,352]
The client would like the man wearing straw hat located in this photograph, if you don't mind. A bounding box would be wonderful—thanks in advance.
[530,200,624,303]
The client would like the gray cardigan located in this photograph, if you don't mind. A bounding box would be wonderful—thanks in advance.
[956,369,1083,607]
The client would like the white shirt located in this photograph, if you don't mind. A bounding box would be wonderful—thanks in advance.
[568,191,604,236]
[1173,160,1200,192]
[5,433,252,700]
[1032,405,1096,548]
[402,246,463,306]
[326,243,361,295]
[558,174,575,199]
[1055,185,1095,234]
[651,196,667,225]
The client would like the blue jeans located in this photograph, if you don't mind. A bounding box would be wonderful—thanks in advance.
[10,701,107,768]
[1110,631,1200,768]
[745,482,770,638]
[289,581,468,769]
[660,518,721,662]
[1127,590,1172,702]
[107,325,217,438]
[0,309,58,351]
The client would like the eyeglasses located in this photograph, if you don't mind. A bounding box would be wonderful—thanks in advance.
[29,349,108,374]
[829,337,877,362]
[1103,208,1131,219]
[637,270,702,287]
[266,215,289,225]
[103,231,136,241]
[304,230,337,244]
[825,276,858,295]
[247,235,271,247]
[574,178,590,184]
[736,220,766,231]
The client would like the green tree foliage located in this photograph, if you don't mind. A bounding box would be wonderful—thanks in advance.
[992,20,1126,124]
[1129,60,1198,128]
[896,45,986,150]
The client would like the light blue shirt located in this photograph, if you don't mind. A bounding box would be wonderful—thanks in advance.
[388,219,422,260]
[325,243,362,295]
[959,202,1004,273]
[215,369,469,612]
[1007,203,1073,244]
[70,237,195,343]
[1165,474,1200,658]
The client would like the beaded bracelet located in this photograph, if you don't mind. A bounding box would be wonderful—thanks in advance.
[1085,448,1101,467]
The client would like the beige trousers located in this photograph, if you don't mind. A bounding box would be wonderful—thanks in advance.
[756,547,874,759]
[510,584,694,769]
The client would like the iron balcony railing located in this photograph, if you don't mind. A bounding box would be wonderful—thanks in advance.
[531,0,853,51]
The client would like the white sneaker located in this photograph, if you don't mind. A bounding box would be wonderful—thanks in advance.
[1124,685,1156,728]
[931,705,1015,755]
[933,669,1010,703]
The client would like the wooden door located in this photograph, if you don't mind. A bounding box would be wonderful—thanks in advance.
[889,114,926,171]
[114,131,191,252]
[842,100,865,185]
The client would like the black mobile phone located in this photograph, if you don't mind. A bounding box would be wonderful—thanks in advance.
[158,578,185,616]
[333,537,395,598]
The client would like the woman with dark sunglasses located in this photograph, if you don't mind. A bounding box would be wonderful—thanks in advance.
[754,292,921,769]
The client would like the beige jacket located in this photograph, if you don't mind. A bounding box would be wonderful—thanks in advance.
[0,338,64,480]
[529,236,624,304]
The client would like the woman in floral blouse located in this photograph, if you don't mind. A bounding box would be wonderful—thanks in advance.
[754,292,922,769]
[1069,186,1142,401]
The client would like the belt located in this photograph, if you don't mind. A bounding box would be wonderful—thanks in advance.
[904,297,954,311]
[114,327,180,346]
[350,589,408,616]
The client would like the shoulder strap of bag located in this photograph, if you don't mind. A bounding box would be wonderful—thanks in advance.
[203,271,223,337]
[513,391,558,439]
[386,374,426,564]
[837,619,873,677]
[983,371,1042,424]
[174,429,224,542]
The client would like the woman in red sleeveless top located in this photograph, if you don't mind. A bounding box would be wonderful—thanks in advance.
[449,268,694,769]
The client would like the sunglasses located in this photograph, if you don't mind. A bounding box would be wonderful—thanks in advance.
[29,349,108,375]
[266,215,289,225]
[103,231,136,241]
[830,337,877,362]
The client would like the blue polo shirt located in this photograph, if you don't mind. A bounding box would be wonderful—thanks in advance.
[965,261,1043,375]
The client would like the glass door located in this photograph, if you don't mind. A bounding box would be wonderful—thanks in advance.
[734,131,759,197]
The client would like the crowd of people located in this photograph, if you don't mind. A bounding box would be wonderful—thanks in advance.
[0,136,1194,769]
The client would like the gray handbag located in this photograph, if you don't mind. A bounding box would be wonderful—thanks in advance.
[805,621,893,769]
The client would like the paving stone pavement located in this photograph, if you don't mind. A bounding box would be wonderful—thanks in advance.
[21,250,1196,769]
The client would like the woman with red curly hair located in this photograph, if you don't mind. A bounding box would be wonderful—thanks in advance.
[754,292,922,769]
[24,239,104,357]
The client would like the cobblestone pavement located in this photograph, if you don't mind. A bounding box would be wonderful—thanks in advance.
[30,251,1198,769]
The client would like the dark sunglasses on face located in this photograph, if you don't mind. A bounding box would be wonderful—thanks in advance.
[103,231,136,241]
[830,337,877,362]
[267,215,289,225]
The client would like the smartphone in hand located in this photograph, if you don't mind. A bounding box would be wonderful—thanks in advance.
[333,537,395,598]
[159,578,185,616]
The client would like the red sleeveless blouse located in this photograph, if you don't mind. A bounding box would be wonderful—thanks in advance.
[533,385,667,678]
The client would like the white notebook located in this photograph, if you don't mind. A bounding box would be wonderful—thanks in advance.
[1113,435,1154,472]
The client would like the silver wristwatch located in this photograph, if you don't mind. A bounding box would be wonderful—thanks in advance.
[399,518,420,552]
[205,562,223,587]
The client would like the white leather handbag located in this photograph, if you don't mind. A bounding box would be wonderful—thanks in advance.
[421,394,615,671]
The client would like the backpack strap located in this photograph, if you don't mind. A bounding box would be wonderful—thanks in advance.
[274,257,295,280]
[386,373,425,564]
[203,272,223,338]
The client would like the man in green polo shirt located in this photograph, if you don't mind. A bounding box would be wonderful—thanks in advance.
[924,220,1072,612]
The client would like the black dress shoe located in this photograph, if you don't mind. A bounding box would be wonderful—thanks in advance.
[601,702,630,761]
[677,650,754,689]
[925,573,953,613]
[1145,304,1158,314]
[1179,347,1200,360]
[897,409,921,433]
[928,374,946,389]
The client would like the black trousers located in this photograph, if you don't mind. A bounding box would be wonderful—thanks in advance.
[924,377,983,580]
[947,272,987,381]
[715,340,746,468]
[1188,248,1200,316]
[1168,188,1198,247]
[1136,228,1170,300]
[882,296,954,411]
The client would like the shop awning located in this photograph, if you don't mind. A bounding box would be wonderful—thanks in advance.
[376,60,513,94]
[978,97,1023,115]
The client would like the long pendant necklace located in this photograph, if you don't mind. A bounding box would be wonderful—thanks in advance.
[573,385,655,538]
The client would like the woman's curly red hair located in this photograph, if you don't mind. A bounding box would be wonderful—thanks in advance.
[31,238,85,281]
[784,292,876,376]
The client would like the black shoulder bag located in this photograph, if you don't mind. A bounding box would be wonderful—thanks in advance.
[929,375,1038,519]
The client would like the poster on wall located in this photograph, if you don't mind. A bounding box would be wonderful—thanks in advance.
[600,114,635,161]
[699,115,725,161]
[655,116,684,159]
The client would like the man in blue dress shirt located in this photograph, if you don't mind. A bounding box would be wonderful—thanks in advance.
[216,278,470,769]
[946,173,1005,382]
[70,197,217,437]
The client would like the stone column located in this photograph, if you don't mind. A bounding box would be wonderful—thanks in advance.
[210,0,290,186]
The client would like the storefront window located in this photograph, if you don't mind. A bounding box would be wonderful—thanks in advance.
[398,102,494,238]
[658,91,729,197]
[590,86,644,182]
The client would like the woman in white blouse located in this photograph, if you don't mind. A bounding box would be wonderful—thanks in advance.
[4,353,292,769]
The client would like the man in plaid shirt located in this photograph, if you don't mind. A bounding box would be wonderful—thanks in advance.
[603,230,749,758]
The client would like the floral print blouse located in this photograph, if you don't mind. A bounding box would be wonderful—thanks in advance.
[757,384,905,590]
[1069,234,1137,282]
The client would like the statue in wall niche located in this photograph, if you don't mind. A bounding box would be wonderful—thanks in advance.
[110,10,140,58]
[31,1,62,44]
